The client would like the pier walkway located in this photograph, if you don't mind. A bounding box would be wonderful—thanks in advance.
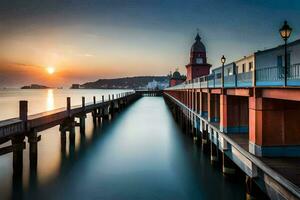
[165,76,300,200]
[0,88,299,199]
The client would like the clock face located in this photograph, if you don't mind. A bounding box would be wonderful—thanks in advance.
[196,57,203,64]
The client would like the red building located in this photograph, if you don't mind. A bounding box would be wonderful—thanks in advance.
[169,71,185,87]
[186,34,211,81]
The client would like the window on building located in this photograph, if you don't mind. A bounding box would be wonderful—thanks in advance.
[196,57,203,64]
[277,54,291,67]
[277,55,283,67]
[287,53,291,77]
[242,64,246,73]
[249,62,253,71]
[287,53,291,67]
[227,68,232,76]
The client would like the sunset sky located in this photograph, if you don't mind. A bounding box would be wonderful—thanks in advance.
[1,0,300,87]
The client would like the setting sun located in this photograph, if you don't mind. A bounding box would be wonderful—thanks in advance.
[46,67,55,75]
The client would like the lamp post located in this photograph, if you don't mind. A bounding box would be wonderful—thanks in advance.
[279,20,292,86]
[221,55,226,88]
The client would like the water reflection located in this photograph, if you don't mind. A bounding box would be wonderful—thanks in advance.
[5,97,245,200]
[46,89,54,111]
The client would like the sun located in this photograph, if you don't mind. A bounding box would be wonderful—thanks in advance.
[47,66,55,75]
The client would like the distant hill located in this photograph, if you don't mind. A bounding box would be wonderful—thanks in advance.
[21,84,50,89]
[80,76,169,89]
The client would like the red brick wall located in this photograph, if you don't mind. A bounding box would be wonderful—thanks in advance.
[186,64,211,81]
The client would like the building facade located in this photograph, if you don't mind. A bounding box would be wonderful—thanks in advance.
[255,39,300,86]
[235,54,255,74]
[169,71,186,87]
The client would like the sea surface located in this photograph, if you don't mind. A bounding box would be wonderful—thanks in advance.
[0,89,245,200]
[0,89,129,120]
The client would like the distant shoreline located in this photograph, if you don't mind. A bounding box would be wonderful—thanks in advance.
[21,84,54,89]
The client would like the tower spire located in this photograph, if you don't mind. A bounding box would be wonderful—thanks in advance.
[195,28,201,41]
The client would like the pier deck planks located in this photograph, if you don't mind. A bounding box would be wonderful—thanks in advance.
[229,133,300,187]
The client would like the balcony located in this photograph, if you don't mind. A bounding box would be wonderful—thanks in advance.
[256,64,300,86]
[237,71,253,87]
[208,74,215,88]
[288,63,300,86]
[256,66,284,86]
[224,74,236,88]
[165,63,300,90]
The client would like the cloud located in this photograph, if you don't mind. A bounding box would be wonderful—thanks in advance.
[77,53,94,57]
[10,62,43,69]
[84,54,94,57]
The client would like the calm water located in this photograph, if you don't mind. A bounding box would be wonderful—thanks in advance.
[0,89,130,120]
[0,90,245,200]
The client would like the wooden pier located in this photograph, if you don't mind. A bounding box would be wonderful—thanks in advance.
[0,87,299,199]
[0,91,141,175]
[135,90,163,96]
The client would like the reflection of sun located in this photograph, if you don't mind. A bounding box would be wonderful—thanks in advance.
[47,66,55,74]
[47,89,54,111]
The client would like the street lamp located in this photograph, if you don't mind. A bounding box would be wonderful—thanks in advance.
[279,20,292,86]
[221,55,226,87]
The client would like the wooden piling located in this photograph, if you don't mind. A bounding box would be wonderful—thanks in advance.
[67,97,71,117]
[80,97,86,134]
[60,131,67,159]
[202,129,209,153]
[28,130,40,172]
[210,140,219,164]
[97,108,102,124]
[12,136,25,175]
[82,96,85,108]
[19,101,28,121]
[222,152,236,175]
[92,96,97,125]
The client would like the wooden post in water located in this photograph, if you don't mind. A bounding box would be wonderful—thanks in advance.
[210,140,219,165]
[195,124,202,146]
[19,100,28,122]
[103,96,110,120]
[60,130,67,161]
[97,107,102,124]
[69,125,75,146]
[102,95,104,102]
[80,97,86,134]
[245,176,261,199]
[67,97,71,117]
[12,135,25,176]
[92,96,97,125]
[11,101,28,175]
[202,127,209,153]
[66,97,75,145]
[82,96,85,108]
[28,130,40,173]
[222,152,236,175]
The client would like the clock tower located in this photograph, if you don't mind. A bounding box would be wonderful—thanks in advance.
[186,33,211,81]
